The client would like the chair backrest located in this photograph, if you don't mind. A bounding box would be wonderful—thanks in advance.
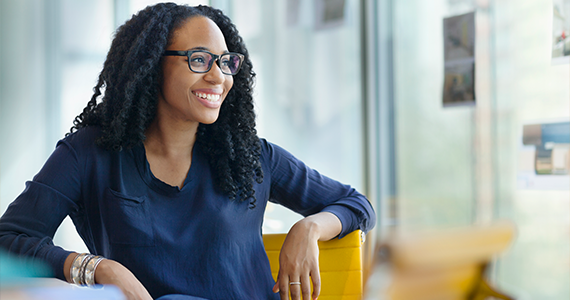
[263,230,364,300]
[364,222,516,300]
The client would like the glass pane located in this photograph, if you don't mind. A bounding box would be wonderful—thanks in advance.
[223,0,365,233]
[56,0,116,253]
[60,0,114,137]
[393,0,476,229]
[493,0,569,298]
[392,0,570,299]
[129,0,208,14]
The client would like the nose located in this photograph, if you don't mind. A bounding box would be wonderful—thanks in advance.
[203,58,225,84]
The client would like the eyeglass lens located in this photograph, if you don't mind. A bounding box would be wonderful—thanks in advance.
[189,52,241,75]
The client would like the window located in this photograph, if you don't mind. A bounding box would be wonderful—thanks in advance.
[218,0,367,233]
[389,0,569,298]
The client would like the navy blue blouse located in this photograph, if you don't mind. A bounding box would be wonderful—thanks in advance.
[0,127,375,300]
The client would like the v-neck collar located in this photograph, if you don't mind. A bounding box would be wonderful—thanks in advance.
[133,142,199,196]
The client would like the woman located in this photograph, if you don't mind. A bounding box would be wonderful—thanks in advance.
[0,3,375,300]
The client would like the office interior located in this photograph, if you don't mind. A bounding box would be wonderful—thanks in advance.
[0,0,568,299]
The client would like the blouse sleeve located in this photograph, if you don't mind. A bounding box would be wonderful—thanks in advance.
[0,138,83,280]
[261,139,376,238]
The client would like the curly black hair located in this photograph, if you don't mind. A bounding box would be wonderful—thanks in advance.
[70,3,263,208]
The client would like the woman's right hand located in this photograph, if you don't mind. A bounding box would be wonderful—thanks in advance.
[94,259,153,300]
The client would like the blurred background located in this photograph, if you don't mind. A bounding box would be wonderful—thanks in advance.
[0,0,568,299]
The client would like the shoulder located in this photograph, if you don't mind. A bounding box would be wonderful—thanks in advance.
[61,126,102,145]
[57,126,105,157]
[258,138,306,172]
[258,138,287,161]
[258,138,294,157]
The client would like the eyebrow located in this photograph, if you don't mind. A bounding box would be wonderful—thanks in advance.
[188,46,230,54]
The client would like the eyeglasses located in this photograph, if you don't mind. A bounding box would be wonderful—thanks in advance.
[163,50,244,75]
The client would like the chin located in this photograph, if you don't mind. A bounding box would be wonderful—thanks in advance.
[199,115,221,125]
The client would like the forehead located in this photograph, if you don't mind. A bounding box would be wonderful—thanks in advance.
[169,16,228,52]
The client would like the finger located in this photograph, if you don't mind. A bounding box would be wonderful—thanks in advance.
[301,275,312,300]
[288,278,302,300]
[273,273,280,293]
[278,277,289,300]
[311,267,321,300]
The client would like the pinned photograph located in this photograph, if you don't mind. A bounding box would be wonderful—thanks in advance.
[552,0,570,64]
[518,120,570,190]
[443,63,475,106]
[443,12,475,61]
[314,0,346,30]
[442,12,476,107]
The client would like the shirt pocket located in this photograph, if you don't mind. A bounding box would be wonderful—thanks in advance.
[103,188,155,246]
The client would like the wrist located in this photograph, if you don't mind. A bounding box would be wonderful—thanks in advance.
[294,215,322,241]
[68,253,105,286]
[294,212,342,242]
[64,253,79,283]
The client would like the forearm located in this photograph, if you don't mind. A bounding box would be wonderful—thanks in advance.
[0,231,73,280]
[65,252,152,300]
[292,212,342,242]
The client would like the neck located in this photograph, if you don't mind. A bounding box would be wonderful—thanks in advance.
[143,117,198,158]
[143,117,198,189]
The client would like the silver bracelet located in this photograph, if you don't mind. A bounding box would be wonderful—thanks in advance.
[70,253,89,285]
[84,256,105,286]
[79,254,95,285]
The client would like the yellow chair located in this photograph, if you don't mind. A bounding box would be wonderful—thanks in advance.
[365,222,516,300]
[263,230,365,300]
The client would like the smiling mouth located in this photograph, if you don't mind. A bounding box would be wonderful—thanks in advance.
[193,92,221,102]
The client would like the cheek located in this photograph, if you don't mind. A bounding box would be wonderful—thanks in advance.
[224,77,234,97]
[162,81,178,100]
[161,72,177,94]
[163,74,192,98]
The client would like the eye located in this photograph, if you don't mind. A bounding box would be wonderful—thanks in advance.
[220,54,240,72]
[190,55,207,65]
[220,57,230,67]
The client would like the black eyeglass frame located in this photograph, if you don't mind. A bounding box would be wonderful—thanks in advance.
[163,50,245,75]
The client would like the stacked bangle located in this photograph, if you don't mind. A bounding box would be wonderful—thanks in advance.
[70,253,105,286]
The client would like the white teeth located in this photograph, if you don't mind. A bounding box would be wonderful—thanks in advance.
[195,92,220,102]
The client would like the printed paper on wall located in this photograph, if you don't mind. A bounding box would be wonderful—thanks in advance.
[442,12,476,107]
[552,0,570,64]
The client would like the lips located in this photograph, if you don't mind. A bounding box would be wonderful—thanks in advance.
[192,91,222,108]
[194,92,221,102]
